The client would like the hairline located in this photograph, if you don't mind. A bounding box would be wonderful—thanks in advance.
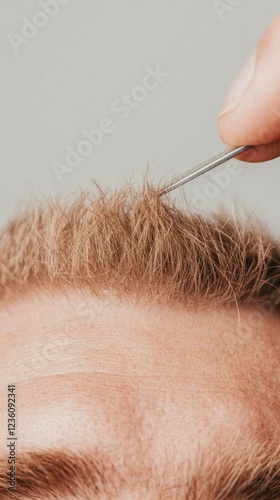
[0,183,280,313]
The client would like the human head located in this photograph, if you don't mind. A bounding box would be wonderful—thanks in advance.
[0,183,280,499]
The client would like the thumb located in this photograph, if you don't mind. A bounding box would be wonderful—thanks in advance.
[218,14,280,163]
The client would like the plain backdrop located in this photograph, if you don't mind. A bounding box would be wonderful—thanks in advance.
[1,0,280,234]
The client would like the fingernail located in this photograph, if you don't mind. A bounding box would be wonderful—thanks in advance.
[219,49,257,117]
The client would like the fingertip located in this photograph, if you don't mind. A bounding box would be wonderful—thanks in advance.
[217,14,280,161]
[236,141,280,163]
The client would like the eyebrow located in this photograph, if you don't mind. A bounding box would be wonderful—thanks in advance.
[0,449,122,499]
[0,449,280,499]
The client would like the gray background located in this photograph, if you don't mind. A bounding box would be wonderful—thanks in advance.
[1,0,280,233]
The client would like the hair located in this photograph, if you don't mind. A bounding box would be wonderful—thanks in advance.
[0,182,280,312]
[1,441,280,499]
[1,184,280,499]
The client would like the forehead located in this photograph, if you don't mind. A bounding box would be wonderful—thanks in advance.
[0,290,280,469]
[0,288,279,373]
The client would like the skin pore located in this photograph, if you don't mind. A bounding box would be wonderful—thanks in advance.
[0,289,280,499]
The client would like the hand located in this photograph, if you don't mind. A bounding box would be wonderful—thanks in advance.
[218,14,280,163]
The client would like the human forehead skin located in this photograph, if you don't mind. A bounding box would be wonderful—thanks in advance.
[0,290,280,494]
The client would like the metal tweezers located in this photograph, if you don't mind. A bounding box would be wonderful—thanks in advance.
[159,145,253,196]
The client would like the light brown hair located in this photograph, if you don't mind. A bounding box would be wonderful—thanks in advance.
[0,183,280,311]
[1,183,280,499]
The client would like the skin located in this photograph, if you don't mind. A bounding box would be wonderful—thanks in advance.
[218,13,280,163]
[0,289,280,495]
[1,14,280,499]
